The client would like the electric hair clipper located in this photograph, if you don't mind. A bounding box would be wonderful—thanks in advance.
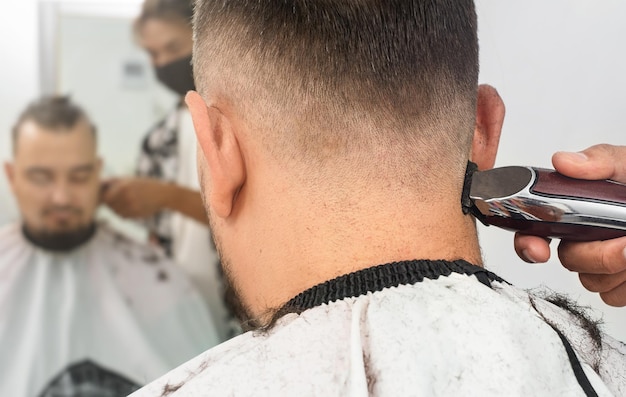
[463,164,626,241]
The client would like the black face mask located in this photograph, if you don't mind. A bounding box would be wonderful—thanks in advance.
[155,54,195,97]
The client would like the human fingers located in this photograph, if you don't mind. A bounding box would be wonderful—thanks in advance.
[597,282,626,307]
[558,237,626,274]
[101,179,140,217]
[100,177,118,187]
[514,233,552,263]
[579,271,626,307]
[99,178,118,202]
[101,179,127,205]
[578,268,626,294]
[552,144,626,183]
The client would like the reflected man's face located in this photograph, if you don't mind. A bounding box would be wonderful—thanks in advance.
[5,120,102,237]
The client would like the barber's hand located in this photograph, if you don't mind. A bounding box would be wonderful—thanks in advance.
[101,177,169,219]
[514,144,626,306]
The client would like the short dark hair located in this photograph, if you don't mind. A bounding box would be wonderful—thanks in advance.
[135,0,194,32]
[193,0,479,176]
[11,96,97,152]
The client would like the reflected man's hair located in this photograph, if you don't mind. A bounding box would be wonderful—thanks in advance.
[11,96,96,153]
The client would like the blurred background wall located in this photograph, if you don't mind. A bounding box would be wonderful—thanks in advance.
[0,0,624,338]
[0,1,39,225]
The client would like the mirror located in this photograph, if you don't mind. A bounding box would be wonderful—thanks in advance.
[0,2,225,396]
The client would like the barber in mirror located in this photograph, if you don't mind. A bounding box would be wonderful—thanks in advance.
[102,0,237,341]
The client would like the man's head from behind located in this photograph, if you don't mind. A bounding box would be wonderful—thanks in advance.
[191,0,481,174]
[187,0,505,321]
[5,96,102,250]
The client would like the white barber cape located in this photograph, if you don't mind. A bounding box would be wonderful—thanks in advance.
[132,259,626,397]
[0,222,219,397]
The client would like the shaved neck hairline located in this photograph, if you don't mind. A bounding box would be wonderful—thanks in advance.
[192,32,474,184]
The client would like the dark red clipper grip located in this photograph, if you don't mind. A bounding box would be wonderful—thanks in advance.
[469,166,626,241]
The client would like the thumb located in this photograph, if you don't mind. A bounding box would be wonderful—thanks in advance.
[552,144,626,183]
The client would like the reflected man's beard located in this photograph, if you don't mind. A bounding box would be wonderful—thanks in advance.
[23,217,96,252]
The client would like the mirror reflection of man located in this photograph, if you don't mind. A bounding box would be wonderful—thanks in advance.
[6,99,101,250]
[0,96,219,397]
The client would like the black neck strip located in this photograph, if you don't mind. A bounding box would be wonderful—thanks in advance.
[285,259,507,312]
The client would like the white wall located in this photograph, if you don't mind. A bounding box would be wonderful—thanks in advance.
[476,0,626,339]
[58,13,177,177]
[0,0,39,224]
[0,1,624,338]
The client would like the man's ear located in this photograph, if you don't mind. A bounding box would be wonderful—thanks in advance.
[4,162,15,190]
[471,84,505,170]
[95,157,103,176]
[185,90,246,218]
